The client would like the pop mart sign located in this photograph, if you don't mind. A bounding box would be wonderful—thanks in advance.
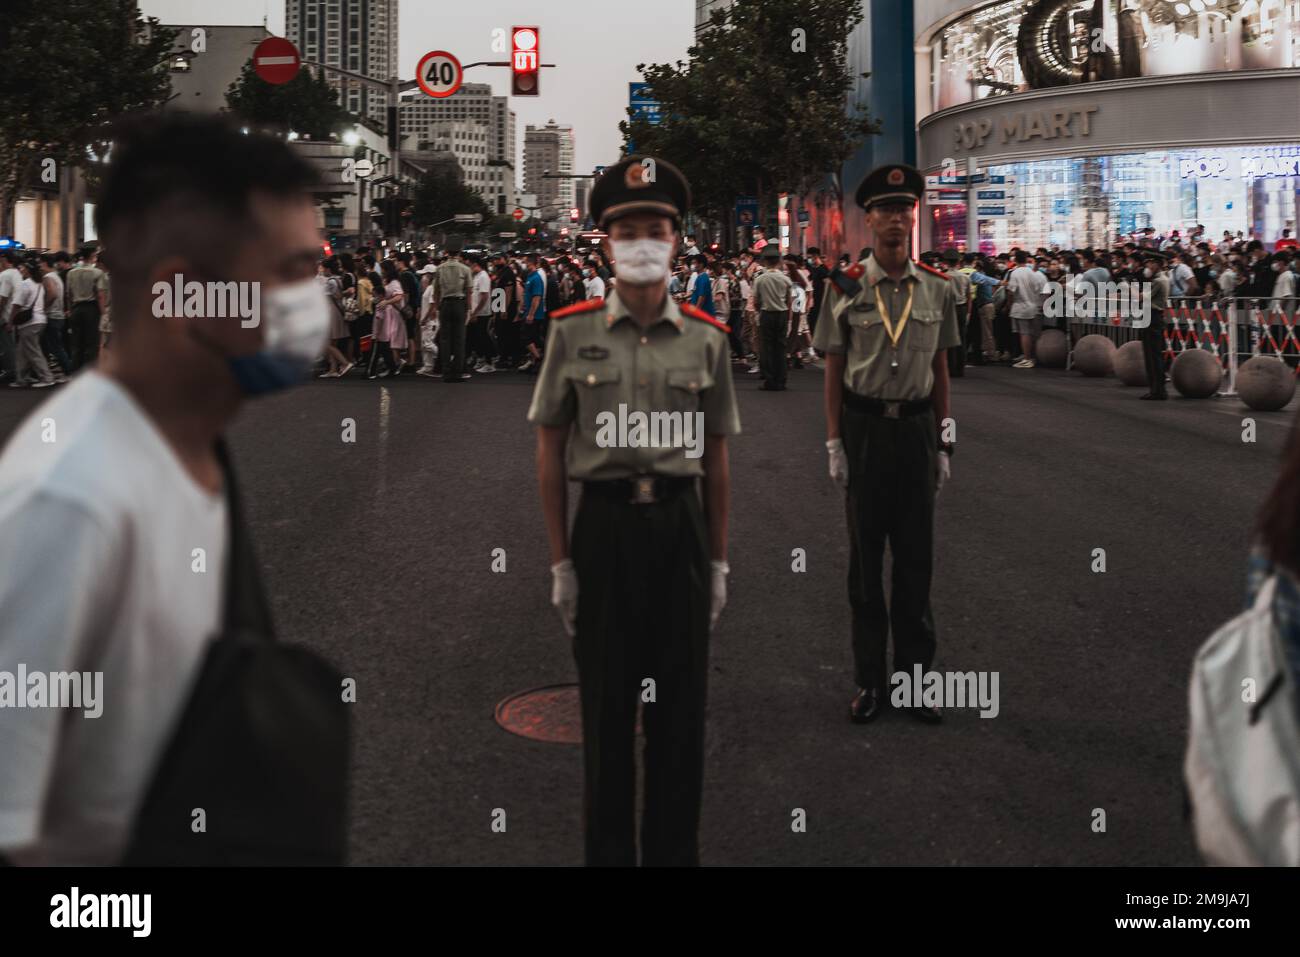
[1180,148,1300,179]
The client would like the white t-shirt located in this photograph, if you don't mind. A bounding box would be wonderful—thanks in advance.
[1007,265,1048,319]
[0,267,20,322]
[472,268,492,317]
[0,372,227,865]
[583,275,606,300]
[13,276,45,327]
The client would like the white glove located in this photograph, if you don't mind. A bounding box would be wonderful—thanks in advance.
[936,451,951,494]
[709,560,729,631]
[550,559,578,638]
[827,438,850,488]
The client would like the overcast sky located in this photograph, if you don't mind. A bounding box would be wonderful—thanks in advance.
[138,0,695,175]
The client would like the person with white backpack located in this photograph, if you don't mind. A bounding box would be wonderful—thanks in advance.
[1185,434,1300,865]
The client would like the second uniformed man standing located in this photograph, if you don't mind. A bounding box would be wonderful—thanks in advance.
[433,236,473,382]
[811,164,960,725]
[527,156,741,866]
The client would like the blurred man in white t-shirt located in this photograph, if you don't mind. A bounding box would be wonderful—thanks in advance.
[0,113,329,865]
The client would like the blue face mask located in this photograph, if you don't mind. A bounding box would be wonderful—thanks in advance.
[227,277,331,396]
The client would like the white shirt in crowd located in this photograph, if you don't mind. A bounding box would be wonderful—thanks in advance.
[583,275,606,300]
[0,372,228,865]
[0,266,20,322]
[13,276,46,328]
[472,268,492,317]
[1007,265,1048,319]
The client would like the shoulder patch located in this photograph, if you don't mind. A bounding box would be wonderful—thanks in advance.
[916,261,950,281]
[680,302,731,334]
[550,297,605,320]
[845,263,865,280]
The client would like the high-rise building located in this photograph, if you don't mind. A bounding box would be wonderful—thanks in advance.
[399,82,517,211]
[286,0,398,128]
[523,120,575,219]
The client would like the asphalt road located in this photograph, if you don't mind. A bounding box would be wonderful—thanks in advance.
[1,360,1291,865]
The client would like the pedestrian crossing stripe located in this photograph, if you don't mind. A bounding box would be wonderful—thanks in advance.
[680,302,730,334]
[550,297,605,320]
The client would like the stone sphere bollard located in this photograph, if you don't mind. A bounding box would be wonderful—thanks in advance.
[1072,334,1116,377]
[1037,328,1068,367]
[1171,348,1222,398]
[1114,340,1147,386]
[1237,356,1296,411]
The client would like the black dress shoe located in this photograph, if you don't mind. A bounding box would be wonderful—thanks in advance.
[849,687,882,723]
[908,704,943,724]
[1138,392,1168,401]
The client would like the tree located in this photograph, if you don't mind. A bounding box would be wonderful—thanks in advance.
[619,0,879,232]
[411,165,491,234]
[0,0,177,235]
[225,63,353,138]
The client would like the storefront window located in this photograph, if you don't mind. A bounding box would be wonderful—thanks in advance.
[931,0,1300,114]
[932,144,1300,252]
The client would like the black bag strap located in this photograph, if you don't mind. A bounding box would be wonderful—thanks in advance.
[215,439,276,640]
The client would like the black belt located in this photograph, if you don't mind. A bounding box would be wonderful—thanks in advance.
[842,392,933,419]
[583,476,694,505]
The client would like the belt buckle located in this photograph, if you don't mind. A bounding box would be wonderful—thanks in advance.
[883,401,901,419]
[631,476,657,505]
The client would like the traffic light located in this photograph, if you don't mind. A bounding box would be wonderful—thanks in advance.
[511,27,539,96]
[569,207,579,223]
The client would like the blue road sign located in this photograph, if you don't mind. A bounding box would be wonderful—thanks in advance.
[735,197,758,227]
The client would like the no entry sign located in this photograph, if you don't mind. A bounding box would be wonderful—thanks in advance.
[416,50,463,99]
[253,36,300,85]
[512,208,525,221]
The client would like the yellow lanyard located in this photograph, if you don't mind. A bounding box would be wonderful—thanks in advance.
[873,282,913,348]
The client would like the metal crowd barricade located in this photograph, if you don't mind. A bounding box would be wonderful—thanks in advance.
[1165,296,1300,396]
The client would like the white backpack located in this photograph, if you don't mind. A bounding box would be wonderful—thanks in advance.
[1185,575,1300,865]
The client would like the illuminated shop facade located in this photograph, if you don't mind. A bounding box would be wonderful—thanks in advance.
[914,0,1300,253]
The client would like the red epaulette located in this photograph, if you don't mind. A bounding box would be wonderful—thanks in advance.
[680,302,731,333]
[915,261,950,280]
[844,263,865,281]
[550,297,605,320]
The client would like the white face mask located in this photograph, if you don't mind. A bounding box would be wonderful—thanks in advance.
[1142,267,1154,279]
[610,238,674,286]
[227,277,331,396]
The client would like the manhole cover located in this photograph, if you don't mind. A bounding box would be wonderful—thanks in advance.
[495,684,584,744]
[495,684,643,744]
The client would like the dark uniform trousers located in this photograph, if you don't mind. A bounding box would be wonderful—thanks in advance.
[69,300,100,371]
[842,401,938,692]
[571,482,710,866]
[1141,311,1167,397]
[947,303,967,377]
[438,296,468,381]
[758,310,787,387]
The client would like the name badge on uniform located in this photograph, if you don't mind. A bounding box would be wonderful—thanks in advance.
[851,301,875,312]
[577,345,610,360]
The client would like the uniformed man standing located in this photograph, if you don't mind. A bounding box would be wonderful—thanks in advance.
[811,164,960,725]
[433,236,474,382]
[527,156,741,866]
[1139,249,1170,401]
[752,244,793,391]
[942,248,970,378]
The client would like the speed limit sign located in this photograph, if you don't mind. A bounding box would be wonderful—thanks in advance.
[416,50,463,99]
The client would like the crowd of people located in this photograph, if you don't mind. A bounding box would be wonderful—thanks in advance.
[5,223,1296,393]
[0,246,111,389]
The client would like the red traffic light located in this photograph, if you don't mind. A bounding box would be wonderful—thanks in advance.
[569,207,579,222]
[511,27,539,96]
[527,227,537,235]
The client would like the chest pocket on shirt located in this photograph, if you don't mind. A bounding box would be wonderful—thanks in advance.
[908,309,943,352]
[568,366,622,421]
[666,367,712,413]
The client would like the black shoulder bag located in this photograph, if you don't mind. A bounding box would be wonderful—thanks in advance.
[121,441,350,866]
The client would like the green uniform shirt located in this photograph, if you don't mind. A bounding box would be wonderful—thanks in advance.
[752,267,792,311]
[66,264,106,304]
[811,255,960,401]
[433,259,473,300]
[527,290,741,481]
